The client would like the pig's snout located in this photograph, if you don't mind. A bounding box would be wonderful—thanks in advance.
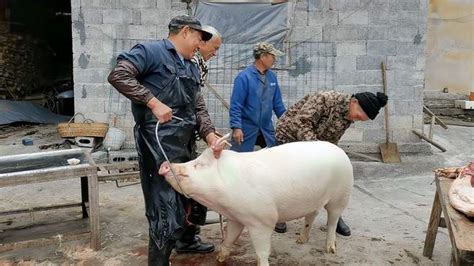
[159,161,171,176]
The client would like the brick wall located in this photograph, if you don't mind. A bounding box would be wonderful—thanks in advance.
[72,0,429,152]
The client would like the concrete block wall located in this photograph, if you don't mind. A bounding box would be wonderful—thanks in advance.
[71,0,186,147]
[72,0,429,151]
[283,0,428,145]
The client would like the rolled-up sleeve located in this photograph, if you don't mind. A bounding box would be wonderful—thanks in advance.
[107,60,154,106]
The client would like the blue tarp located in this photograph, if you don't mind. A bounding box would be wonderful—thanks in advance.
[195,2,289,44]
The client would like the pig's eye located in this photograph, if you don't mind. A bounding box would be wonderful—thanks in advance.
[193,162,206,169]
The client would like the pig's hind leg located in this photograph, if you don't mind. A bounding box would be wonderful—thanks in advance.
[324,203,345,254]
[216,219,244,263]
[247,225,273,266]
[296,210,319,244]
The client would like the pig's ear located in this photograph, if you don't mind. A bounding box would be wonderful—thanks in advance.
[216,133,231,147]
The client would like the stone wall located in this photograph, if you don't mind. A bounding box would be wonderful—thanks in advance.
[72,0,430,152]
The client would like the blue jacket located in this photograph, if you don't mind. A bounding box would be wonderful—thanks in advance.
[229,64,286,152]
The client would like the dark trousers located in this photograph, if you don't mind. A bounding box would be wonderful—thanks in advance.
[148,224,198,266]
[255,131,267,149]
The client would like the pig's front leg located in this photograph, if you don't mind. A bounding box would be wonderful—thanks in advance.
[216,219,244,263]
[296,210,318,244]
[248,225,273,266]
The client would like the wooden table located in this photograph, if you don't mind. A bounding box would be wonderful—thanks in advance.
[423,176,474,265]
[0,149,100,252]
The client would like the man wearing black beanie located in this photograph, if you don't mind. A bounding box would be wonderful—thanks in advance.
[273,90,388,235]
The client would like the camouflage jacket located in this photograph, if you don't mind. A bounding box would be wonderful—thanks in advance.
[191,52,214,140]
[191,52,208,87]
[275,91,353,145]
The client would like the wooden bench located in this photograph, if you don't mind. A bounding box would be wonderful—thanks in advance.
[423,175,474,265]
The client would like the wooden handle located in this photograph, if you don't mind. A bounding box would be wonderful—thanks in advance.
[381,62,389,144]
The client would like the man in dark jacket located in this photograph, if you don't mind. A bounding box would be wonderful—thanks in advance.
[275,90,388,235]
[108,15,224,265]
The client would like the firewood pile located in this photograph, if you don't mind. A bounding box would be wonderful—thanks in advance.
[0,31,52,100]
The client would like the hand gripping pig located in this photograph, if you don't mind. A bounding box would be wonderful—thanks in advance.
[159,134,353,265]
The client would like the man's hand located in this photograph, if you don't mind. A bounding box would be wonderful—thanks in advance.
[206,132,225,159]
[147,97,172,123]
[232,128,244,145]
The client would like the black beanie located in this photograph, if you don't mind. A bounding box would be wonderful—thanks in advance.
[354,92,388,120]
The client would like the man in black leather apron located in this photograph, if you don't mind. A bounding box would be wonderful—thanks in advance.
[108,15,224,265]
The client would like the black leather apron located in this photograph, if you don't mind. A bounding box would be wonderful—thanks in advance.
[132,67,199,249]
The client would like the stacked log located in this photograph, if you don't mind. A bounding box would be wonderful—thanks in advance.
[0,30,52,99]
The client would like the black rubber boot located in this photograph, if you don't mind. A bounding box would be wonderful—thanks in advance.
[148,237,174,266]
[175,236,215,254]
[274,222,287,233]
[175,225,214,254]
[194,225,201,235]
[336,217,351,236]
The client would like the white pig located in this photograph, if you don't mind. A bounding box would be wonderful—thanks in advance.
[159,134,353,266]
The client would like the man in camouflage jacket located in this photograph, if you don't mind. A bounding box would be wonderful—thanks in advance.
[275,90,388,236]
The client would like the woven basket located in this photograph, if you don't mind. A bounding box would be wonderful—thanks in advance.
[58,113,109,138]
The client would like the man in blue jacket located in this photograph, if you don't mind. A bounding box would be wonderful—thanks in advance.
[229,42,286,153]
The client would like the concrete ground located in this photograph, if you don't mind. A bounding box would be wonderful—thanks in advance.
[0,123,472,265]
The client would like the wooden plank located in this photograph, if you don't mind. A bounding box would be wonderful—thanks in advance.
[423,105,448,129]
[437,178,474,252]
[412,130,447,152]
[0,231,89,253]
[0,202,82,216]
[436,178,461,264]
[0,219,89,243]
[423,190,442,258]
[87,173,100,251]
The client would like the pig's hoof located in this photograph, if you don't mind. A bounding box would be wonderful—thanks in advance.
[216,246,231,262]
[326,244,336,254]
[296,235,309,244]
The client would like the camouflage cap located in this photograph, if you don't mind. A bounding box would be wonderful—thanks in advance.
[253,42,284,57]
